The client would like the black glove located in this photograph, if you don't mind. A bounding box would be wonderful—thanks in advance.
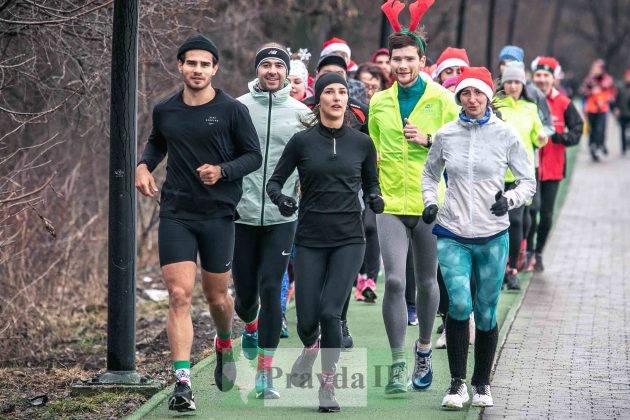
[277,195,298,217]
[422,204,438,224]
[490,191,509,216]
[366,193,385,214]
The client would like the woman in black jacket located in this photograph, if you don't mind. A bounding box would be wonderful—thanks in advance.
[266,73,384,413]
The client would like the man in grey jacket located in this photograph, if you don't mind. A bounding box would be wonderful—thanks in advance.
[233,42,311,399]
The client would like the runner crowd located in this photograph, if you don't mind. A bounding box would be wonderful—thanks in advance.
[134,0,630,414]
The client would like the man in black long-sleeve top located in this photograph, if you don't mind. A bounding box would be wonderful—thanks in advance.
[135,34,261,412]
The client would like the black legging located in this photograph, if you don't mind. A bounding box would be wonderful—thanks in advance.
[232,221,296,350]
[405,243,417,307]
[526,178,542,252]
[532,180,561,254]
[507,205,525,269]
[360,208,381,281]
[588,112,607,152]
[294,243,365,371]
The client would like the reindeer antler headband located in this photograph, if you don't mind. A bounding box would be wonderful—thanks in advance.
[381,0,435,53]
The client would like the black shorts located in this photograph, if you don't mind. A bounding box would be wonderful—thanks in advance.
[158,216,235,273]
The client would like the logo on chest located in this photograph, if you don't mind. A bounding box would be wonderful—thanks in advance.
[205,115,220,126]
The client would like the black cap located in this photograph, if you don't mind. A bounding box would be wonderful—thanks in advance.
[314,72,348,104]
[177,34,219,62]
[316,54,347,72]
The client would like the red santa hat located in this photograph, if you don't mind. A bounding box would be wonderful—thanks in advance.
[530,56,562,78]
[432,47,470,79]
[321,37,351,60]
[454,67,495,105]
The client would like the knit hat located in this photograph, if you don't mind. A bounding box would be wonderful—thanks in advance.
[254,46,291,73]
[432,47,470,79]
[321,37,351,60]
[177,34,219,62]
[316,54,347,72]
[289,60,309,82]
[501,61,527,84]
[454,67,495,105]
[314,73,348,104]
[531,56,561,78]
[370,48,389,63]
[499,45,524,63]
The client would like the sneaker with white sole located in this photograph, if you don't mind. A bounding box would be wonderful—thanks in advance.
[441,378,469,410]
[436,329,447,349]
[472,384,494,407]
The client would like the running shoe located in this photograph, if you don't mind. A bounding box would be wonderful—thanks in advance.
[411,341,433,390]
[354,275,367,301]
[289,340,320,388]
[471,384,494,407]
[241,330,258,360]
[255,370,280,399]
[318,384,341,413]
[384,361,408,397]
[280,313,289,338]
[524,251,535,272]
[214,337,236,392]
[168,381,196,412]
[341,320,354,350]
[362,278,377,303]
[407,304,418,326]
[441,378,469,410]
[436,328,447,349]
[506,268,520,290]
[534,252,544,272]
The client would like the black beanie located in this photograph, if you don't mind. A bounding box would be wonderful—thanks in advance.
[254,47,291,73]
[314,73,348,104]
[177,34,219,63]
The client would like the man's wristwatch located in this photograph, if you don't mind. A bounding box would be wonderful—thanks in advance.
[220,166,227,180]
[426,133,433,148]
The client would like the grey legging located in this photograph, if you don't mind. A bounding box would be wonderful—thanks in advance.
[377,213,439,348]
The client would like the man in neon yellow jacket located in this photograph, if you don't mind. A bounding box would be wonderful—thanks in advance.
[493,61,547,290]
[368,31,459,396]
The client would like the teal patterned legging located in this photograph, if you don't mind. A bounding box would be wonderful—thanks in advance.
[436,234,509,331]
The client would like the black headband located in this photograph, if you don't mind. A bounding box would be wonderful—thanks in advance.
[535,64,555,76]
[255,47,291,73]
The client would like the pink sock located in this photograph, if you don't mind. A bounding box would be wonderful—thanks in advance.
[245,318,258,334]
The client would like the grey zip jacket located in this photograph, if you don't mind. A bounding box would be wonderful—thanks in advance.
[422,111,536,238]
[236,79,311,225]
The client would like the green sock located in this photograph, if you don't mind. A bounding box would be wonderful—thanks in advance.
[173,360,191,370]
[217,331,231,340]
[392,348,406,365]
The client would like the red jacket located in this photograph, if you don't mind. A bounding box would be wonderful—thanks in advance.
[538,89,583,181]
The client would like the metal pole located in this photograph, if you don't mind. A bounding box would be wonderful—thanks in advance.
[105,0,139,381]
[72,0,161,393]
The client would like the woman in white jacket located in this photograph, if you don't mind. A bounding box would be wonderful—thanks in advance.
[421,67,535,410]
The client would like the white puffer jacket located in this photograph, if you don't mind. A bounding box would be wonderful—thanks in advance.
[422,111,536,238]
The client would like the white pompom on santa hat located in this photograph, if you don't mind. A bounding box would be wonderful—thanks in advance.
[320,37,352,60]
[453,67,495,105]
[431,47,470,80]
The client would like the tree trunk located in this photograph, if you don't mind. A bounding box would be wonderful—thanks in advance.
[506,0,519,45]
[486,0,496,68]
[455,0,467,47]
[547,0,565,55]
